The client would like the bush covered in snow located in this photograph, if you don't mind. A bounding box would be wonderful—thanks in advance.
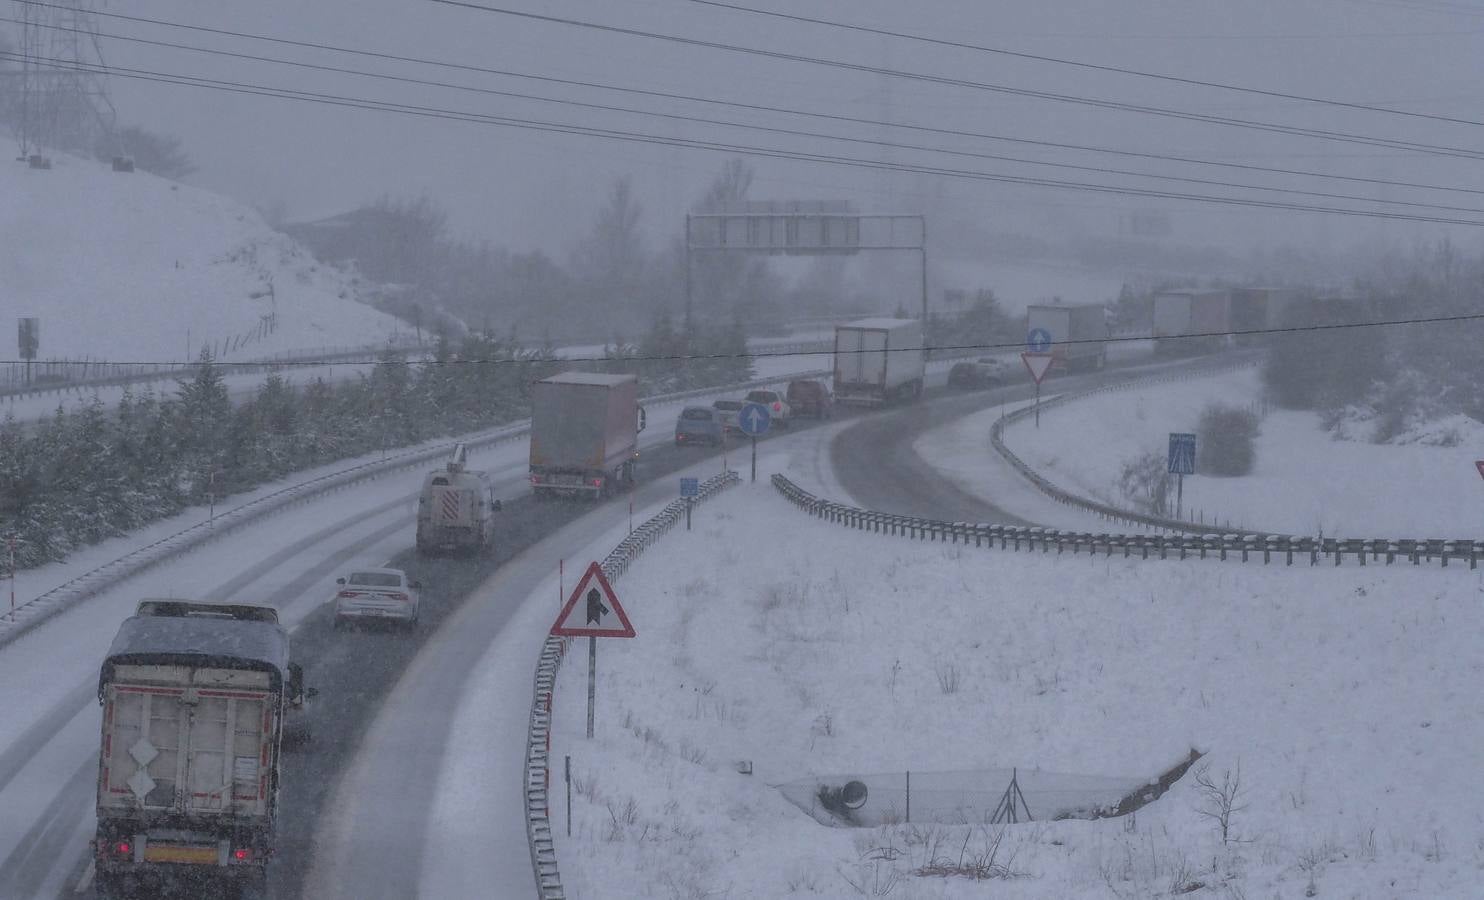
[1196,403,1260,476]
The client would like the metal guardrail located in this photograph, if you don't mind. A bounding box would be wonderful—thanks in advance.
[989,356,1272,536]
[0,340,423,402]
[524,469,741,900]
[771,475,1484,570]
[0,370,824,649]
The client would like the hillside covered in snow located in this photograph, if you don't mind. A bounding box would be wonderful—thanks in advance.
[0,137,407,363]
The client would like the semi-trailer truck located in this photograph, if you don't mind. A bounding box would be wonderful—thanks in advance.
[93,601,309,899]
[529,372,646,499]
[832,318,925,406]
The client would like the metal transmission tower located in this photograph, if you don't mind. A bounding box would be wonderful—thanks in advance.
[13,0,117,159]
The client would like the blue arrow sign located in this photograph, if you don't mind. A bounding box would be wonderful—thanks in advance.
[679,477,699,498]
[1027,327,1053,354]
[738,402,771,436]
[1168,432,1196,475]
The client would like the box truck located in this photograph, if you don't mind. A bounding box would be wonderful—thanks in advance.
[832,318,925,406]
[93,601,310,899]
[1025,303,1108,371]
[529,372,646,499]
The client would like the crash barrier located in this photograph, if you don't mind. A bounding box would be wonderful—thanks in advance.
[525,470,741,900]
[771,475,1484,570]
[990,356,1271,536]
[0,370,822,649]
[0,340,422,402]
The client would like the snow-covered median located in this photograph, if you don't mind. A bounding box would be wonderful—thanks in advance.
[549,483,1484,898]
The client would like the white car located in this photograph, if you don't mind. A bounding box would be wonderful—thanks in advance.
[743,389,791,428]
[333,568,422,631]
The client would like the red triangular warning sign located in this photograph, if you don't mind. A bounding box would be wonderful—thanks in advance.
[1021,352,1054,385]
[551,561,635,638]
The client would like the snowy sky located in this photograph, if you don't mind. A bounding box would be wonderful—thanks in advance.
[29,0,1484,256]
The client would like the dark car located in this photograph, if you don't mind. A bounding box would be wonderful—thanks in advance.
[675,406,723,446]
[786,379,833,419]
[948,357,1010,389]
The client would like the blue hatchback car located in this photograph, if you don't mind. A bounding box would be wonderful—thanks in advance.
[674,406,723,446]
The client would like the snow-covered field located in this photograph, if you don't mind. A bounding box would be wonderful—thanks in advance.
[548,482,1484,898]
[0,137,404,367]
[989,365,1484,537]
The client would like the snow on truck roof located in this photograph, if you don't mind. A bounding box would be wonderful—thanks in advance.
[839,317,920,330]
[537,372,638,386]
[100,602,291,694]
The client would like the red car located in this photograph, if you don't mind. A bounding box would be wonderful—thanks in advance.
[786,379,833,419]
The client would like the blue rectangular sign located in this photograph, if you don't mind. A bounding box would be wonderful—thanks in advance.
[679,477,700,498]
[1168,433,1196,475]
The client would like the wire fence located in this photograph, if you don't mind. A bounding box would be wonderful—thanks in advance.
[524,469,741,900]
[771,474,1484,570]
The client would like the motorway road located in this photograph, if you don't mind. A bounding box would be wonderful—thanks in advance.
[0,394,851,900]
[832,362,1185,524]
[0,352,1213,899]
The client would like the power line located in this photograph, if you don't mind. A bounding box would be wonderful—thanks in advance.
[685,0,1484,129]
[11,310,1483,368]
[21,0,1483,199]
[12,17,1483,216]
[12,50,1484,227]
[427,0,1484,161]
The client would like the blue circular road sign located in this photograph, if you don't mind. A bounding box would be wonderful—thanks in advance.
[1027,327,1053,354]
[737,402,772,436]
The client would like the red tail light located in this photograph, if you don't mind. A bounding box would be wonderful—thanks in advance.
[114,841,131,857]
[773,402,781,412]
[590,478,603,487]
[391,593,409,602]
[530,474,545,484]
[232,848,252,862]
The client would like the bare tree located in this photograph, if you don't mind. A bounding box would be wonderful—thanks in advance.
[1193,761,1248,846]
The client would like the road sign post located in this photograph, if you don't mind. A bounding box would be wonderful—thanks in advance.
[737,402,772,483]
[1168,433,1196,520]
[1021,353,1054,428]
[680,478,698,530]
[551,562,636,738]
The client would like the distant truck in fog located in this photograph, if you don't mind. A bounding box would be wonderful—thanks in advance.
[1025,303,1108,371]
[416,442,501,555]
[529,372,646,499]
[1153,288,1299,354]
[832,318,925,406]
[93,601,311,900]
[1152,289,1231,354]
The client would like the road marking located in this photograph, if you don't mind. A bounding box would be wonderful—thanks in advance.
[74,859,93,894]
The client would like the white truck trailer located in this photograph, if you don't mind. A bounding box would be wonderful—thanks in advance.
[416,442,501,555]
[832,318,926,406]
[529,372,646,499]
[1025,303,1108,371]
[93,601,310,899]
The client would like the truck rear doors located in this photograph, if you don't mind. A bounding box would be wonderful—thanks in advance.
[100,666,274,820]
[835,328,887,388]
